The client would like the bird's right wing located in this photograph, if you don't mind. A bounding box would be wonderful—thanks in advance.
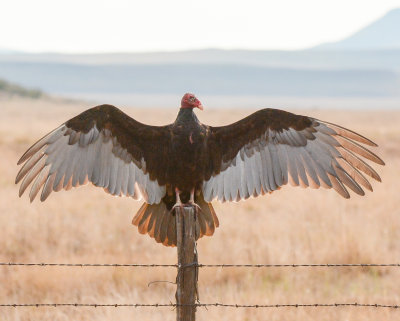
[16,105,172,204]
[203,108,384,202]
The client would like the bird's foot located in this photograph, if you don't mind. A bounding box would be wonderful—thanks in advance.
[187,200,202,213]
[170,201,185,214]
[170,201,202,213]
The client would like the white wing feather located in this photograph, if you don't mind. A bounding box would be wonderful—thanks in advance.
[202,120,383,202]
[16,124,166,204]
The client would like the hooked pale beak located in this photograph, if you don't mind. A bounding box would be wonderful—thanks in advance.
[197,104,203,111]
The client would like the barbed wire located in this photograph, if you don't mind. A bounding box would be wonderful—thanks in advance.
[198,263,400,268]
[1,262,399,268]
[2,263,399,311]
[0,303,399,309]
[0,263,176,267]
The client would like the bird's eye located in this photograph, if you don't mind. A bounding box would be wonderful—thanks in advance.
[189,96,196,102]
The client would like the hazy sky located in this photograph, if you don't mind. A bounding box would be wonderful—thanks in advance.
[2,0,400,53]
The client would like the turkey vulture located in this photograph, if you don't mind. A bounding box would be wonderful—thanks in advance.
[16,93,384,246]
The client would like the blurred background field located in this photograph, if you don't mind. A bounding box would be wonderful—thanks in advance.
[0,96,399,321]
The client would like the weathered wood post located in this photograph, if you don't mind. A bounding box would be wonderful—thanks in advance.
[175,206,198,321]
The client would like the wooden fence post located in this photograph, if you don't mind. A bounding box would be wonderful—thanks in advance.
[175,206,198,321]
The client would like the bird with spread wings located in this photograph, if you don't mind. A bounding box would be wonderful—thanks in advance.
[16,93,384,246]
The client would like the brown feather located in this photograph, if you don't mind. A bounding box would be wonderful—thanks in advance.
[336,158,373,192]
[132,203,147,226]
[338,148,382,181]
[41,172,57,201]
[17,127,64,165]
[335,136,384,165]
[29,166,50,202]
[19,155,47,197]
[16,148,46,184]
[319,120,378,147]
[327,173,350,199]
[333,164,365,196]
[138,214,152,235]
[159,211,171,245]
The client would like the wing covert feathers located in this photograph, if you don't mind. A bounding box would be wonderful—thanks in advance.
[203,109,384,202]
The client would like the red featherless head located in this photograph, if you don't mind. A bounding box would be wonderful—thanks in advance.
[181,93,203,110]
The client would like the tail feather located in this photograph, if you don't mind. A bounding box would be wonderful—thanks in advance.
[196,195,218,236]
[197,212,207,237]
[158,210,170,244]
[147,208,158,235]
[139,215,151,235]
[210,204,219,228]
[166,214,177,246]
[138,211,152,233]
[132,194,219,247]
[153,203,168,244]
[132,203,147,226]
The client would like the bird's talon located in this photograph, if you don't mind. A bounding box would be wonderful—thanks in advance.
[187,201,202,213]
[170,202,185,214]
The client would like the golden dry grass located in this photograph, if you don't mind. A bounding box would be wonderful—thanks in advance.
[0,96,400,321]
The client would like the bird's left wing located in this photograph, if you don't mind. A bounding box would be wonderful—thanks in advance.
[203,108,384,202]
[16,105,171,204]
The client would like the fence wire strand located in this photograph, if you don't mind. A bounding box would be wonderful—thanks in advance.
[1,262,400,268]
[2,262,399,311]
[0,303,399,309]
[0,263,176,267]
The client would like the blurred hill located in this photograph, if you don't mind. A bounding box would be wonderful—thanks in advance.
[0,62,397,98]
[0,78,43,98]
[0,49,399,71]
[315,9,400,50]
[0,9,399,101]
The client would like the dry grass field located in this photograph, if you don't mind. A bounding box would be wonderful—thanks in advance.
[0,96,399,321]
